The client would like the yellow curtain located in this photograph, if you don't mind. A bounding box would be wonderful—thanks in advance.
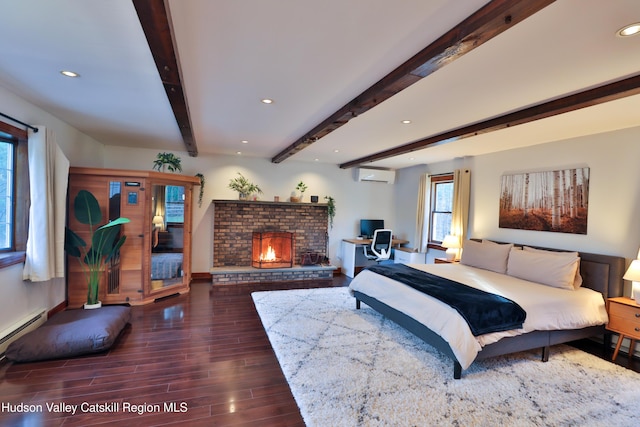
[414,173,431,252]
[450,168,471,250]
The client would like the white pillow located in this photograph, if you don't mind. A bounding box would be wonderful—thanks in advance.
[507,247,580,290]
[523,246,583,289]
[460,239,513,274]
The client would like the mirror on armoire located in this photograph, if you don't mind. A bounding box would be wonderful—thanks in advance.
[150,184,186,291]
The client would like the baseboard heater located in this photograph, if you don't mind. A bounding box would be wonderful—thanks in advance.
[0,308,47,360]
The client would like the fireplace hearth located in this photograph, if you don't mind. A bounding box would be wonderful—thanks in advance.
[252,231,294,269]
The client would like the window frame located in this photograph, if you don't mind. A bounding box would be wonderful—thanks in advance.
[427,173,454,249]
[0,119,28,268]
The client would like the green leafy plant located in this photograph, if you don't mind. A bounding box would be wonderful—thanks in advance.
[153,152,182,173]
[65,190,130,306]
[290,181,308,202]
[195,173,205,207]
[325,196,336,229]
[228,172,263,199]
[295,181,307,194]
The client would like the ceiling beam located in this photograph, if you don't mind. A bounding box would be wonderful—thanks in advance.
[271,0,555,164]
[133,0,198,157]
[339,73,640,168]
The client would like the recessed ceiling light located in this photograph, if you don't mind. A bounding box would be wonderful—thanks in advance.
[236,151,242,155]
[261,98,273,104]
[334,149,339,153]
[241,140,248,144]
[60,70,79,78]
[401,120,412,124]
[617,23,640,37]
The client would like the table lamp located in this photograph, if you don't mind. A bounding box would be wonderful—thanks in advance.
[623,259,640,303]
[152,215,164,230]
[442,235,461,261]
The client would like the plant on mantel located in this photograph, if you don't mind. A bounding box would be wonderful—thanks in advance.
[228,172,263,200]
[290,181,307,202]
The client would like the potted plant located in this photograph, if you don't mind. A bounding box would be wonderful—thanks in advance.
[152,152,182,173]
[195,173,205,207]
[325,196,336,229]
[65,190,130,308]
[291,181,307,202]
[228,172,263,200]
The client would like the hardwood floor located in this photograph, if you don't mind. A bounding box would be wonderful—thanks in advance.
[1,276,638,426]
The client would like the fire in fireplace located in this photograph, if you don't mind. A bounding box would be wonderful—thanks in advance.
[252,231,294,268]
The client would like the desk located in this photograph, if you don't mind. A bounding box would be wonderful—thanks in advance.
[341,238,409,278]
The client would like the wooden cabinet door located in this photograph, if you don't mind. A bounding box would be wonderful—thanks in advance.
[116,179,147,304]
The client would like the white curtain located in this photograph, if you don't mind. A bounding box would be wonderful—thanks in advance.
[414,173,431,252]
[450,168,471,247]
[23,126,70,281]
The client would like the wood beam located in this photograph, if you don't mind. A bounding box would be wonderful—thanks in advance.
[339,73,640,168]
[133,0,198,156]
[271,0,555,163]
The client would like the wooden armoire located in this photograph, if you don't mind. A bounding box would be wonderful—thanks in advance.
[66,167,200,307]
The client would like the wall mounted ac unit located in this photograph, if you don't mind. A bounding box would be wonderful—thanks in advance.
[356,168,396,184]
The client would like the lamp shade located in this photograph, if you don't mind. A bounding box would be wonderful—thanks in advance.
[623,259,640,282]
[152,215,164,228]
[442,235,461,261]
[442,235,461,249]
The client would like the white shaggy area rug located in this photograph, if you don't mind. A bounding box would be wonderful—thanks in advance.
[252,287,640,427]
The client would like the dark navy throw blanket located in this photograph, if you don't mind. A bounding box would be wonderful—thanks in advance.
[366,264,526,336]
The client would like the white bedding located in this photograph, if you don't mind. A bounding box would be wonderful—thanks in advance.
[348,263,608,369]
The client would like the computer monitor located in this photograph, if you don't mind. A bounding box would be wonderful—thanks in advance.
[360,219,384,239]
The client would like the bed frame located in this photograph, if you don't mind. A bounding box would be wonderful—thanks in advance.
[353,246,625,379]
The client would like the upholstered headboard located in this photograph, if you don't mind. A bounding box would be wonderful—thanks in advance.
[576,251,625,298]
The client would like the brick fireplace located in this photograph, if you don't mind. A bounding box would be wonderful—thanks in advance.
[211,200,335,284]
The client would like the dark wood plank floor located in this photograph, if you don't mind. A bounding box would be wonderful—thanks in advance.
[1,276,637,426]
[0,278,347,427]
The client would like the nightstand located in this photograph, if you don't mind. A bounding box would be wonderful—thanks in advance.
[434,257,459,264]
[606,297,640,360]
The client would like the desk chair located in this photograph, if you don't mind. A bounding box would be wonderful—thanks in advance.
[363,229,393,263]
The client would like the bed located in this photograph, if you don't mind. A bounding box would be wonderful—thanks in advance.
[151,252,183,280]
[349,240,625,379]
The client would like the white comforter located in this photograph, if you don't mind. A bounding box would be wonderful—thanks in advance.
[348,263,609,369]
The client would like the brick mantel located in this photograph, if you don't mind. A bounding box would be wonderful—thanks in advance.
[213,200,329,267]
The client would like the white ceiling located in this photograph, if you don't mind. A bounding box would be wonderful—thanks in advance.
[0,0,639,170]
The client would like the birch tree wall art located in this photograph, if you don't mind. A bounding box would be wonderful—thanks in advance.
[499,167,589,234]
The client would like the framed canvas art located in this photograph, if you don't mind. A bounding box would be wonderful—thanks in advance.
[499,167,589,234]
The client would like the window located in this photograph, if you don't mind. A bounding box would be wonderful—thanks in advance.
[0,119,28,266]
[429,174,454,244]
[165,185,185,223]
[0,139,14,250]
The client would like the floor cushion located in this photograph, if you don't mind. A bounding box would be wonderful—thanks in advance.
[5,305,131,363]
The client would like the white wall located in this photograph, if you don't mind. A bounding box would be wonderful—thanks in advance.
[0,85,104,332]
[396,126,640,295]
[468,127,640,260]
[103,146,398,272]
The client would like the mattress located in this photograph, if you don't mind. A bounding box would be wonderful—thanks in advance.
[151,253,183,280]
[348,263,608,369]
